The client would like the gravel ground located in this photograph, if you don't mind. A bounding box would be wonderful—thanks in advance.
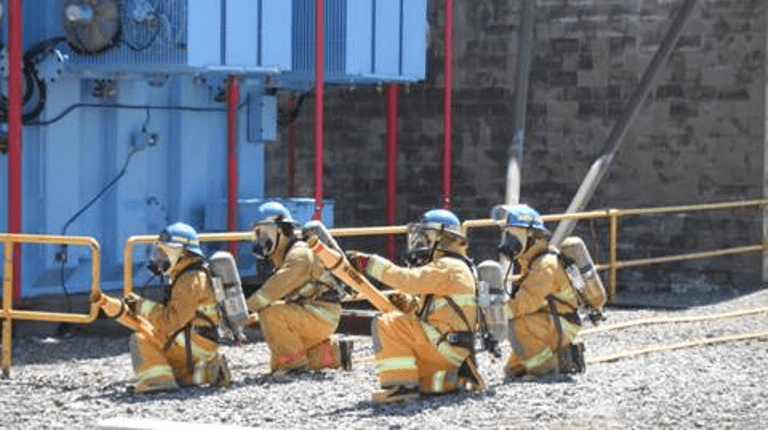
[2,289,768,429]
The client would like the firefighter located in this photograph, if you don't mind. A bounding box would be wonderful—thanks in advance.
[346,209,482,404]
[245,201,353,375]
[123,222,231,394]
[495,204,584,379]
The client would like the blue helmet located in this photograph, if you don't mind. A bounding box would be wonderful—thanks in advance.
[419,209,464,239]
[491,204,547,231]
[406,209,465,265]
[254,201,297,225]
[158,222,204,257]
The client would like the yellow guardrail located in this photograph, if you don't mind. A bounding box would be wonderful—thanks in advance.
[462,200,768,301]
[331,199,768,303]
[122,231,255,295]
[0,234,101,377]
[2,198,766,377]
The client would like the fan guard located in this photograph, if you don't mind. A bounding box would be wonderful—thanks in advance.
[61,0,121,55]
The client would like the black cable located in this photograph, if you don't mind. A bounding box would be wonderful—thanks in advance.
[25,100,249,127]
[57,145,143,313]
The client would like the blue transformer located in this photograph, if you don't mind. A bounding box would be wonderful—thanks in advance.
[0,0,427,298]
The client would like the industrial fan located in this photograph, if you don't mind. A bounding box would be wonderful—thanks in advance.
[61,0,121,55]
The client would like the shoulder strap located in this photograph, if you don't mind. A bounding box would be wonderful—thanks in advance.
[444,296,473,332]
[546,294,568,373]
[281,238,299,261]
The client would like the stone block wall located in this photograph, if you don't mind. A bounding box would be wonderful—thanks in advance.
[265,0,767,292]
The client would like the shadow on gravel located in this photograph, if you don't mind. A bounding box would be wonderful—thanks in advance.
[11,336,130,365]
[74,381,230,404]
[314,389,496,419]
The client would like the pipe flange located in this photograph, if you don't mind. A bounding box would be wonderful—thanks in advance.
[34,50,65,85]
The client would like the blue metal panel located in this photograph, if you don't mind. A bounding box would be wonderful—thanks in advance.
[282,0,427,87]
[401,0,428,80]
[188,0,223,67]
[0,155,5,232]
[204,198,334,232]
[344,0,373,77]
[374,0,402,77]
[292,0,315,76]
[261,1,293,70]
[325,0,347,77]
[248,94,277,143]
[226,0,259,67]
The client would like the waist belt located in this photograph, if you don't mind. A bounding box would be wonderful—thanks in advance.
[193,326,219,342]
[442,331,475,352]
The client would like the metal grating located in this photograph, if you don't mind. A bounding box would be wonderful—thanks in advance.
[292,0,347,77]
[68,0,188,68]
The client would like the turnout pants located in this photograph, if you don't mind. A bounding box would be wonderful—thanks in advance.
[505,311,580,377]
[129,330,221,389]
[258,301,343,372]
[374,311,468,394]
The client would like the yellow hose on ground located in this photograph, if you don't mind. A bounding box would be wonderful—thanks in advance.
[588,330,768,364]
[581,306,768,336]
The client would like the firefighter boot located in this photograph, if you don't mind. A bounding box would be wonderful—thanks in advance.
[372,385,420,404]
[339,339,354,371]
[130,379,180,394]
[207,354,231,389]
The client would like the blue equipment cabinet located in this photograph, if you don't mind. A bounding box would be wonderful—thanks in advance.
[0,0,428,299]
[286,0,428,87]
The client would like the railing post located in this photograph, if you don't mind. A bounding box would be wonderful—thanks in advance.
[2,239,14,377]
[608,209,619,303]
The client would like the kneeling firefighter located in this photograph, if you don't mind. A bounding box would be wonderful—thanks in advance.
[245,201,353,375]
[494,204,585,379]
[346,209,483,404]
[124,222,231,394]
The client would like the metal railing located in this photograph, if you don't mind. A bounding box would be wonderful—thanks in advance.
[0,234,101,377]
[462,199,768,300]
[122,231,255,295]
[2,199,766,377]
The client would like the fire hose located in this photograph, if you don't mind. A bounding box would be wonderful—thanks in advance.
[351,307,768,366]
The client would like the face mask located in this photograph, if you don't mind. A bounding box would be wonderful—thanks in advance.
[405,225,439,267]
[499,229,528,259]
[148,251,170,275]
[148,242,182,276]
[252,225,278,259]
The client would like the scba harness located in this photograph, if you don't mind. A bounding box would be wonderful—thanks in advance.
[164,253,249,373]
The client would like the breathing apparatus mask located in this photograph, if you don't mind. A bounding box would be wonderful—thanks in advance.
[148,234,185,276]
[405,223,442,267]
[499,227,530,260]
[252,222,281,260]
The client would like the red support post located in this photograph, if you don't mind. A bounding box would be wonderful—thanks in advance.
[226,75,240,256]
[287,96,297,197]
[8,0,23,304]
[313,0,325,221]
[385,84,399,261]
[442,0,453,210]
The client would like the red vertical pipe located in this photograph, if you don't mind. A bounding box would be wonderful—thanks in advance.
[313,0,324,221]
[442,0,453,209]
[385,84,399,261]
[287,96,297,197]
[226,75,240,256]
[8,0,23,304]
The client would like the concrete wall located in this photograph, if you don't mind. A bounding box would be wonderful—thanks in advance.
[265,0,767,293]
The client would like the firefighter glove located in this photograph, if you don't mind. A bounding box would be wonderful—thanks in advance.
[389,292,418,313]
[345,251,371,273]
[123,292,142,314]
